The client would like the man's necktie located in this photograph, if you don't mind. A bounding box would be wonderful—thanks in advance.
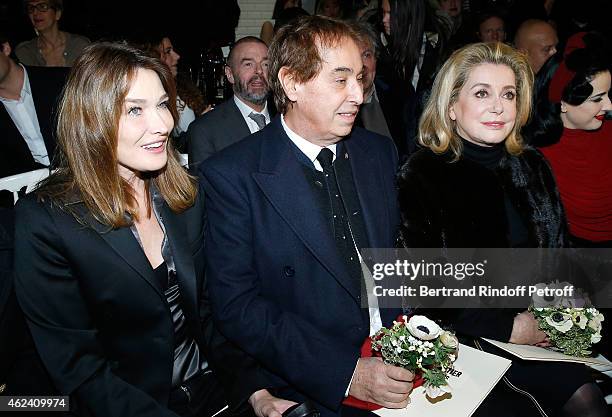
[316,148,359,277]
[248,112,266,131]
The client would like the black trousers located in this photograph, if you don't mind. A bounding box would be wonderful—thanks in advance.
[168,371,230,417]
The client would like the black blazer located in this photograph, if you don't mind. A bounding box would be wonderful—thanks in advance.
[14,189,263,416]
[0,66,68,178]
[1,206,58,398]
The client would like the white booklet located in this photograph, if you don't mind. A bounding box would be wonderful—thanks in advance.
[373,343,511,417]
[481,338,612,370]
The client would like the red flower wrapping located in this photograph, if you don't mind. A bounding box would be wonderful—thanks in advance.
[343,315,424,410]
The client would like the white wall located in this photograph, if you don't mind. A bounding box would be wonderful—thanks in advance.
[235,0,276,40]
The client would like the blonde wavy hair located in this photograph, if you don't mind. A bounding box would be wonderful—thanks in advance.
[419,42,534,160]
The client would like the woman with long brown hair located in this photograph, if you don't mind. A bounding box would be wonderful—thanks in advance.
[13,42,258,417]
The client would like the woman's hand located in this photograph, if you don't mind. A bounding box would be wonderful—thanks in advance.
[509,311,550,346]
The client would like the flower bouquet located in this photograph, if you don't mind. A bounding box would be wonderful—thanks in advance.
[529,306,604,356]
[372,315,459,400]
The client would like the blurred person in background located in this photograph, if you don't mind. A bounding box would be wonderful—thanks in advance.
[0,32,68,178]
[475,12,506,43]
[352,22,392,138]
[378,0,448,158]
[316,0,344,18]
[16,0,89,67]
[260,0,303,45]
[187,36,274,168]
[524,32,612,246]
[513,19,558,74]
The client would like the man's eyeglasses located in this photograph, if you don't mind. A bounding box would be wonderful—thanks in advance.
[26,3,52,14]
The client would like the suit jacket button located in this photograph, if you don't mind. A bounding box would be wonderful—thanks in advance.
[284,266,295,277]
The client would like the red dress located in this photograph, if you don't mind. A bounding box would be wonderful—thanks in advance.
[539,121,612,242]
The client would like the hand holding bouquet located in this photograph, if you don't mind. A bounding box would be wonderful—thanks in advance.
[529,307,604,356]
[372,315,458,399]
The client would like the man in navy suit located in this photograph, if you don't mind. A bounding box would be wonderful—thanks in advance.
[187,36,274,169]
[200,16,413,417]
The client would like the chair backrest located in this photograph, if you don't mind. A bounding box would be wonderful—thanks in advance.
[0,168,50,204]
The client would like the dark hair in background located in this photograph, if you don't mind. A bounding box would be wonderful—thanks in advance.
[352,20,379,57]
[0,32,8,45]
[474,11,506,40]
[134,32,208,116]
[522,32,611,146]
[521,55,563,146]
[385,0,444,82]
[273,7,310,33]
[272,0,303,19]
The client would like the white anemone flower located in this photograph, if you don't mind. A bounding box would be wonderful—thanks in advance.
[406,315,441,340]
[425,383,452,399]
[531,282,566,307]
[439,331,459,349]
[591,332,602,344]
[573,312,588,330]
[588,313,604,332]
[545,312,573,333]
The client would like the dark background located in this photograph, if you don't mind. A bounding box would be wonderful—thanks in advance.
[0,0,241,73]
[2,0,611,80]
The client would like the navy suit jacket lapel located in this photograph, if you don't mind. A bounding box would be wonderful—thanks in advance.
[344,132,390,250]
[346,132,401,323]
[252,119,360,301]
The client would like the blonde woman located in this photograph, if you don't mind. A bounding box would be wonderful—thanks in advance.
[397,42,609,417]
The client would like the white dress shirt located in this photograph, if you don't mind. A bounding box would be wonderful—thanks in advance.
[0,65,50,166]
[280,114,337,171]
[233,95,270,134]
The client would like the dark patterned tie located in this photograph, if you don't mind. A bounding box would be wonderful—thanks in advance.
[248,112,266,131]
[317,148,362,287]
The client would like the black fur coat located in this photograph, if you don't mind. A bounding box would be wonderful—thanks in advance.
[397,146,568,249]
[396,146,569,342]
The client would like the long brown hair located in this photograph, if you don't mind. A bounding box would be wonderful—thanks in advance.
[38,42,196,228]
